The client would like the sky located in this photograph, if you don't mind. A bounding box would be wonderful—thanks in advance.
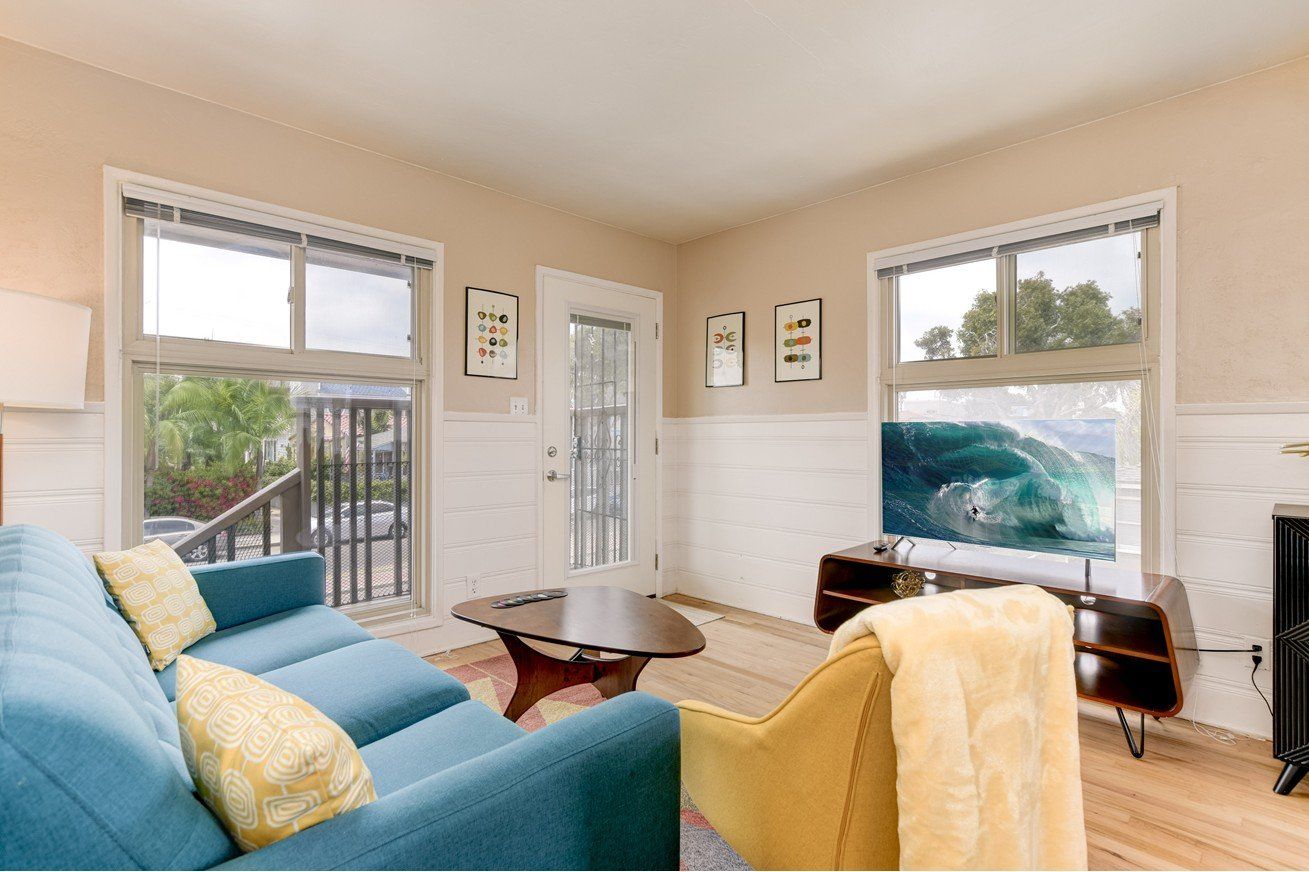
[897,232,1142,361]
[143,232,412,357]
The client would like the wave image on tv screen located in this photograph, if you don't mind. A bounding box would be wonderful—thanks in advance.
[882,419,1116,560]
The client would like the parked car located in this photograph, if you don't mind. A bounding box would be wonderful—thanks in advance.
[309,501,409,547]
[142,516,223,561]
[143,516,204,548]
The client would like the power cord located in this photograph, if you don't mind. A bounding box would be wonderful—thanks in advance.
[1190,718,1238,746]
[1177,646,1261,653]
[1179,644,1272,742]
[1252,653,1273,718]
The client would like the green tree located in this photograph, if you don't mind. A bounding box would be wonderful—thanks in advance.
[143,374,184,486]
[957,290,997,357]
[920,271,1140,357]
[914,325,954,360]
[160,377,294,477]
[1013,274,1060,352]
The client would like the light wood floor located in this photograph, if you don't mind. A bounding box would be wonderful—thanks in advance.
[430,594,1309,870]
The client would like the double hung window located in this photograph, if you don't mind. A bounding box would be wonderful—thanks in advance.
[878,204,1162,569]
[120,186,436,618]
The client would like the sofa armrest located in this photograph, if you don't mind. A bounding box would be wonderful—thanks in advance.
[190,552,325,630]
[217,693,680,871]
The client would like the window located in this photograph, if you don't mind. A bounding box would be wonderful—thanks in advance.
[143,222,292,348]
[877,204,1162,569]
[306,248,413,357]
[1014,234,1142,353]
[121,186,437,621]
[897,259,997,362]
[895,380,1146,569]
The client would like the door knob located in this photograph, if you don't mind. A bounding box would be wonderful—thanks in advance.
[545,469,571,482]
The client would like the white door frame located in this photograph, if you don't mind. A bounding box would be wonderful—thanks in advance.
[534,266,664,597]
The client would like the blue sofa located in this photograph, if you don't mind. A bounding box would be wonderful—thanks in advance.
[0,525,680,870]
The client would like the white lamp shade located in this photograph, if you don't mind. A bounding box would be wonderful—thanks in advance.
[0,288,92,409]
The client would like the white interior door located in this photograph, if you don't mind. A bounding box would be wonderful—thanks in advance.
[540,269,659,595]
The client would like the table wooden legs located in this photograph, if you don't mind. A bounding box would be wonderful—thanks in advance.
[498,631,651,723]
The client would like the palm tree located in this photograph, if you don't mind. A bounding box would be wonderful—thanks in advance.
[161,377,294,477]
[143,374,184,486]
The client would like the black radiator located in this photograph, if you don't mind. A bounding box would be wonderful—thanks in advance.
[1274,504,1309,795]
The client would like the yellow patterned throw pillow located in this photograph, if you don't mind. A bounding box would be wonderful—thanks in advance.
[175,656,376,851]
[94,539,217,670]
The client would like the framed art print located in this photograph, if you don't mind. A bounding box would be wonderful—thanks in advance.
[465,287,518,379]
[705,311,745,387]
[775,298,821,382]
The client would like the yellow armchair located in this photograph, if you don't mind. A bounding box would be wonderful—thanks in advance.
[678,636,899,871]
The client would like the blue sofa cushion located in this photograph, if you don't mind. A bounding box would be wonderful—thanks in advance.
[258,639,471,747]
[214,693,681,871]
[359,700,526,796]
[156,604,371,700]
[0,525,237,870]
[190,552,326,632]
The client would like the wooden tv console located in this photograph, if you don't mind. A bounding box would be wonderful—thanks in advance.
[815,542,1197,758]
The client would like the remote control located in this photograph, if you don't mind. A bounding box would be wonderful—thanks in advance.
[490,590,568,609]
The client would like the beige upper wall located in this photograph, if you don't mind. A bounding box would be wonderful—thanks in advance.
[6,36,1308,419]
[0,39,676,412]
[674,55,1309,417]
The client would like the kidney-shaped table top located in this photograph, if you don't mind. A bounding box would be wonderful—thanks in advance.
[451,585,706,659]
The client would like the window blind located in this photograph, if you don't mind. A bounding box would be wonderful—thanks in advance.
[123,195,435,269]
[876,207,1159,279]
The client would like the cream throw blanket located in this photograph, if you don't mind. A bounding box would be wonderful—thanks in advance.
[829,584,1086,870]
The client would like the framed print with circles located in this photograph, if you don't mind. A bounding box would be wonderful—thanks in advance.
[774,297,821,382]
[705,311,745,388]
[465,287,518,379]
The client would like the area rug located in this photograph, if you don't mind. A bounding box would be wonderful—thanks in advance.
[665,600,726,627]
[441,653,749,870]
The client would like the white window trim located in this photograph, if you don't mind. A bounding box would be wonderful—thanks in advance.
[865,188,1178,575]
[102,166,447,633]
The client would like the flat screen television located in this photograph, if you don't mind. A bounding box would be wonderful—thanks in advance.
[881,419,1116,561]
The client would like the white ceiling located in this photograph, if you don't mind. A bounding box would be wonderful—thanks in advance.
[4,1,1309,242]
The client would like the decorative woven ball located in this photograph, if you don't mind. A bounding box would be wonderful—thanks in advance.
[891,569,926,598]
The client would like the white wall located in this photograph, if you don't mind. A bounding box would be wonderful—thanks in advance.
[1172,403,1309,737]
[661,404,1309,739]
[663,413,870,624]
[2,407,106,552]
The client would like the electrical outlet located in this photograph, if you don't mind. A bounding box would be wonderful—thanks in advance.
[510,397,528,416]
[1241,636,1273,671]
[467,575,480,598]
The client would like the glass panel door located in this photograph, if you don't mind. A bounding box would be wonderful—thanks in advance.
[568,313,633,570]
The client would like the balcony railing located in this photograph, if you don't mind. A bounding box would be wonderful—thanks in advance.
[169,395,412,609]
[171,469,306,565]
[300,397,412,607]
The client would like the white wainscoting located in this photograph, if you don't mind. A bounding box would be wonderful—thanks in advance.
[425,413,540,653]
[1,406,543,657]
[10,402,1302,736]
[2,406,106,552]
[662,413,871,624]
[1174,403,1309,738]
[663,405,1306,739]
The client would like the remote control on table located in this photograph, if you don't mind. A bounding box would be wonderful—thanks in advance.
[490,590,568,609]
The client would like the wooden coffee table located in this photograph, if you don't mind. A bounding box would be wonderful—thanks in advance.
[451,586,706,722]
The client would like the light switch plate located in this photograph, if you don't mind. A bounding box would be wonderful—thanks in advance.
[510,397,528,416]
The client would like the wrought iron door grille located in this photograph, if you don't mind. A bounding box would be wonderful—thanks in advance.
[569,313,632,570]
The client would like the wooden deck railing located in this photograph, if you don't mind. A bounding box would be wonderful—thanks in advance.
[171,469,307,564]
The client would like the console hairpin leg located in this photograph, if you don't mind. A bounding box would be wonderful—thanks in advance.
[1116,707,1146,759]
